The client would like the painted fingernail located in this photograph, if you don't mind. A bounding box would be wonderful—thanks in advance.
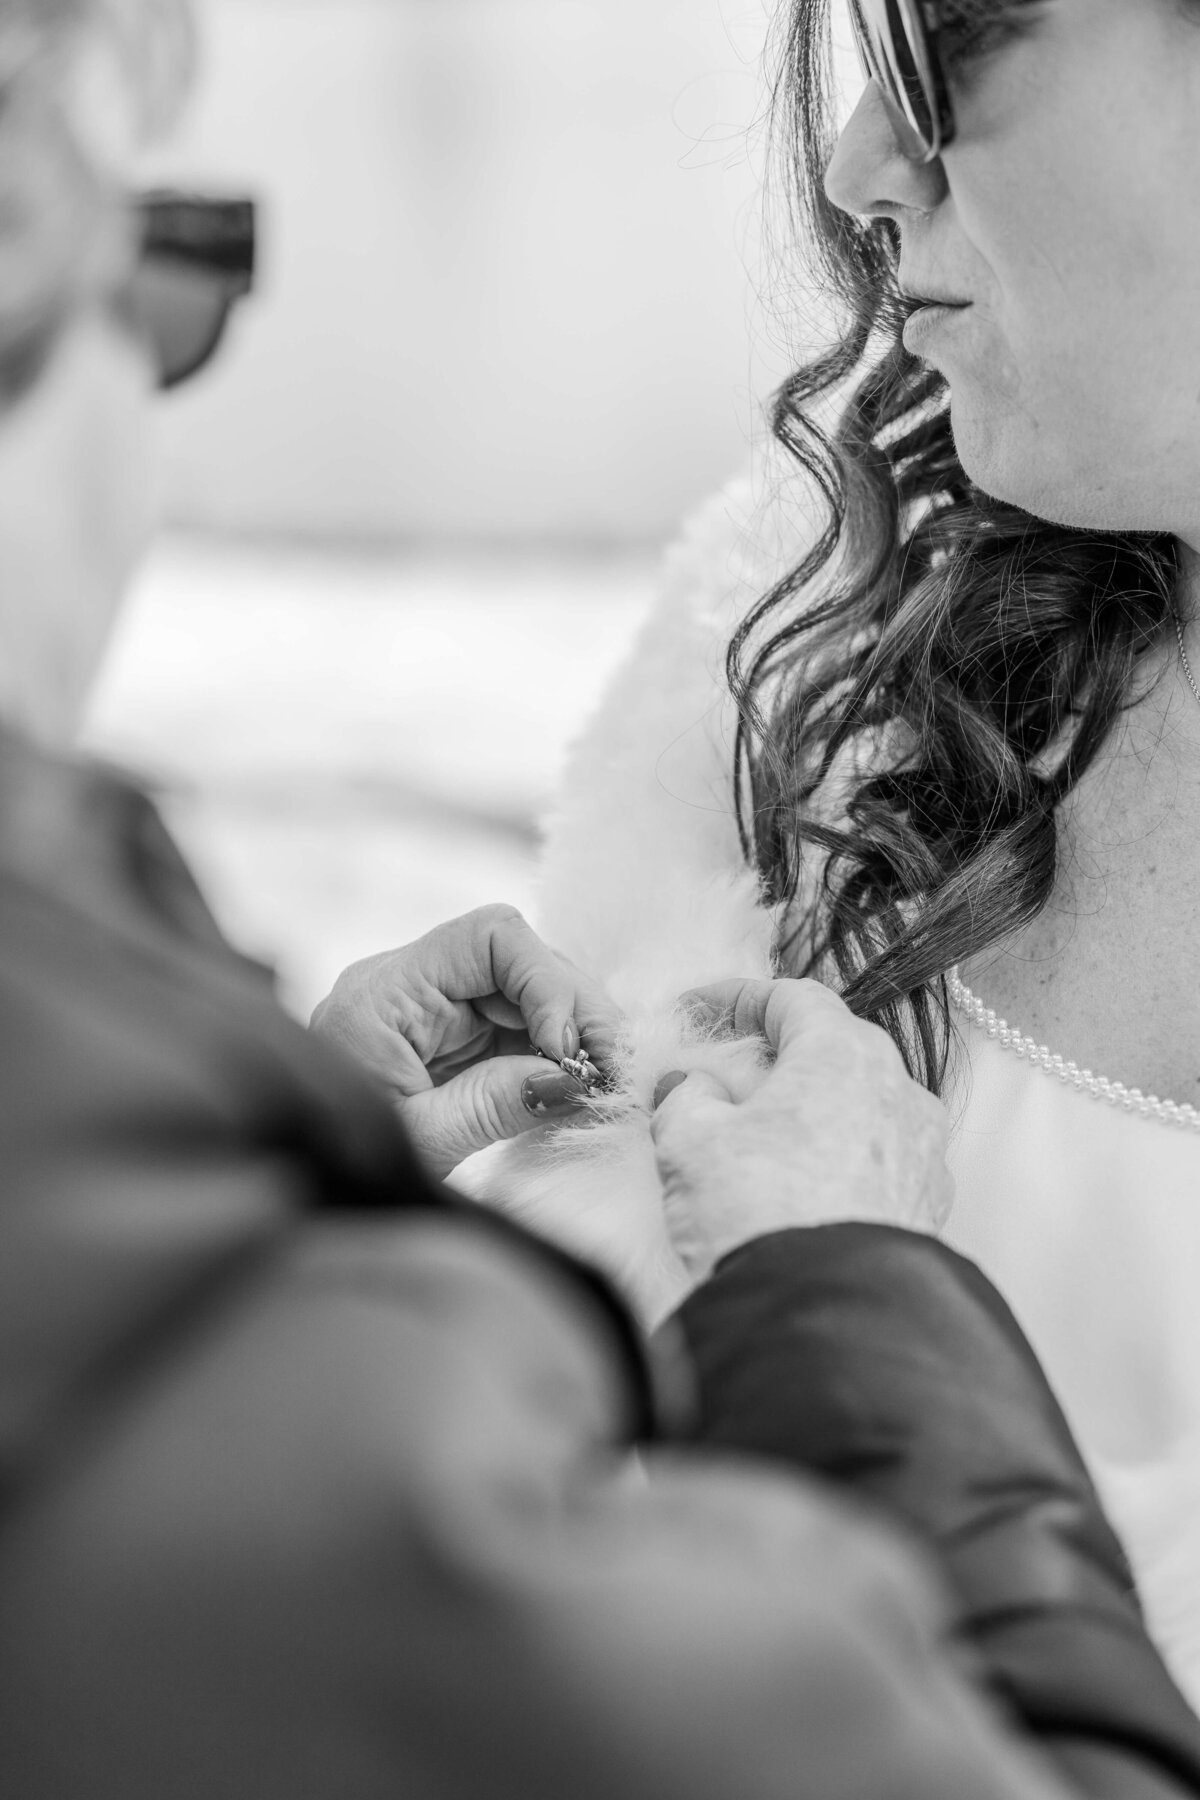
[562,1019,581,1060]
[653,1071,688,1110]
[523,1071,589,1117]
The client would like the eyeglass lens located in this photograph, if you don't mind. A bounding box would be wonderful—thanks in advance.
[127,256,240,391]
[850,0,938,152]
[131,195,256,392]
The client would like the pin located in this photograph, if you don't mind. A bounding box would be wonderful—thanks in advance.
[561,1048,603,1090]
[535,1046,603,1092]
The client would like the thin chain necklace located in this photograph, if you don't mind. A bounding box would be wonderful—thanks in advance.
[1173,611,1200,709]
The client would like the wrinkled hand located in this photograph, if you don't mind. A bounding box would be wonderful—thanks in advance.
[311,904,620,1177]
[651,978,953,1286]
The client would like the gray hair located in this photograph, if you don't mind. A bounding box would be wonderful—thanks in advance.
[0,0,194,401]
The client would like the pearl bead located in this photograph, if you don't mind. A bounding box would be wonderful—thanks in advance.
[947,967,1200,1136]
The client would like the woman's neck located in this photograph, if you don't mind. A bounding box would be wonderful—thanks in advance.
[0,315,146,750]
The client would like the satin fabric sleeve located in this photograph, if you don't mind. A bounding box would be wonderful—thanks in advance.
[671,1222,1200,1799]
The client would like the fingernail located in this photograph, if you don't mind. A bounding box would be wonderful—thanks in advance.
[523,1071,589,1118]
[562,1019,581,1060]
[653,1070,688,1111]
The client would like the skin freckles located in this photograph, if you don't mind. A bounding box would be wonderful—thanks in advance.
[825,0,1200,548]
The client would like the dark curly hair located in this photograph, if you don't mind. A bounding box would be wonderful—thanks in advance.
[729,0,1182,1091]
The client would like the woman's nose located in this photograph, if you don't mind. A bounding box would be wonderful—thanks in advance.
[823,82,947,221]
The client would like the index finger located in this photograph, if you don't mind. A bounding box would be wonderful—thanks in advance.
[421,905,621,1068]
[682,977,850,1058]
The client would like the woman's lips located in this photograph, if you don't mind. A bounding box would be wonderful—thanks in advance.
[902,300,970,351]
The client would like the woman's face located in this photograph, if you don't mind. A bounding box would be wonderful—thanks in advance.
[823,0,1200,545]
[0,22,163,748]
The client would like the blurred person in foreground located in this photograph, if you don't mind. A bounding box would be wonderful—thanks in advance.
[1,3,1200,1799]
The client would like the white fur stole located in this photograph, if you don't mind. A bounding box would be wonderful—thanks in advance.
[451,456,817,1325]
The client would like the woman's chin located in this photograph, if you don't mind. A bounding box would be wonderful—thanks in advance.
[947,393,1170,535]
[947,404,1090,528]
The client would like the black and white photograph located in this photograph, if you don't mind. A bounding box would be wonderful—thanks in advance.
[3,3,1200,1796]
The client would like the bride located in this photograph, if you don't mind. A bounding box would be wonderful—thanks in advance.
[454,0,1200,1712]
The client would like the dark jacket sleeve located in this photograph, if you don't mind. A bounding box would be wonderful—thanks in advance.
[671,1223,1200,1800]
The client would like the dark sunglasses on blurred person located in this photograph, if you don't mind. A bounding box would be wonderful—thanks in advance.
[126,191,257,391]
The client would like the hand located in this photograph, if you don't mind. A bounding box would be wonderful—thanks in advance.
[650,978,953,1286]
[310,904,621,1177]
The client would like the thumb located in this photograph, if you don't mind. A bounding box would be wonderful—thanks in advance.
[400,1056,589,1177]
[649,1067,733,1145]
[652,1068,735,1110]
[648,1070,735,1287]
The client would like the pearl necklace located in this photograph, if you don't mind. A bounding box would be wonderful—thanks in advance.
[946,611,1200,1131]
[948,967,1200,1133]
[1174,611,1200,710]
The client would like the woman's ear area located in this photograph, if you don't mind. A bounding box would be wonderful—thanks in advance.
[0,101,118,407]
[0,0,199,414]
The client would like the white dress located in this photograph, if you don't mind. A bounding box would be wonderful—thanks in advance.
[947,999,1200,1710]
[456,461,1200,1709]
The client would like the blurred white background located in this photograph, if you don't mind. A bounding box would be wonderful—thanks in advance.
[145,0,799,542]
[84,0,860,1014]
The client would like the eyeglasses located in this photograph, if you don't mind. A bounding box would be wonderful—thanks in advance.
[849,0,956,163]
[126,192,257,391]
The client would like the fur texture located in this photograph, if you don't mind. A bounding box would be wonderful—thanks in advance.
[451,455,816,1324]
